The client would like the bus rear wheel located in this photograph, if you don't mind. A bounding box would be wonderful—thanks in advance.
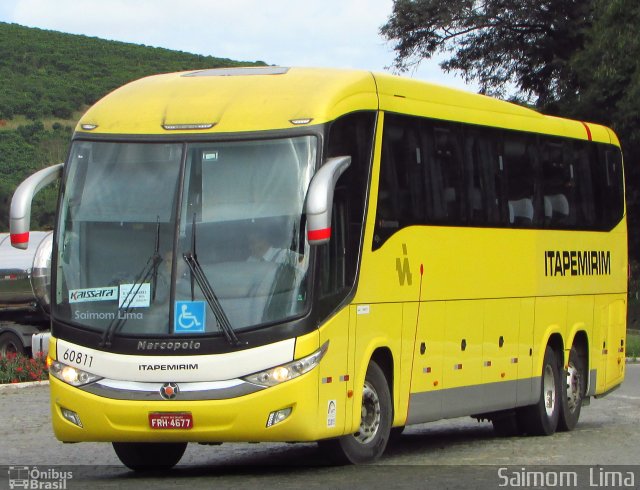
[517,346,561,436]
[558,347,585,431]
[112,442,187,471]
[318,361,392,464]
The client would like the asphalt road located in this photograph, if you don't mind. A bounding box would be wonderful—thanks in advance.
[1,364,639,489]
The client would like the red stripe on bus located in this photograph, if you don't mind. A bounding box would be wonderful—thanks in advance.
[308,228,331,241]
[581,122,593,141]
[10,232,29,245]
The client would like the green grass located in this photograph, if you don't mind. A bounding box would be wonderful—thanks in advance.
[0,110,82,132]
[627,330,640,359]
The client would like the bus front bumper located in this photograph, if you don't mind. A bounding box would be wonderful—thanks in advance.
[50,373,320,443]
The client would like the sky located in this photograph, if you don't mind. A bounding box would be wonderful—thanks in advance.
[0,0,477,92]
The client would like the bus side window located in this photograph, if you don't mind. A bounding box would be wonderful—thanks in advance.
[318,199,348,298]
[463,132,483,225]
[431,126,465,224]
[322,111,375,302]
[375,115,425,248]
[502,134,536,227]
[592,145,624,230]
[572,142,596,227]
[463,128,501,226]
[540,138,576,227]
[377,123,404,225]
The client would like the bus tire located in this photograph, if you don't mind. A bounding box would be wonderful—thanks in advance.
[558,346,585,432]
[112,442,187,471]
[0,332,25,357]
[518,346,561,436]
[318,361,392,464]
[389,425,406,443]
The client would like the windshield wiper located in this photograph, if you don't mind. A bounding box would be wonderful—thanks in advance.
[100,221,162,348]
[151,218,161,302]
[183,215,243,346]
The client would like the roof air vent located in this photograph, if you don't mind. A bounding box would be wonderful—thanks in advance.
[183,67,289,77]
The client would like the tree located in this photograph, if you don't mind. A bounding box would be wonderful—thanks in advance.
[381,0,640,271]
[567,0,640,135]
[380,0,593,107]
[567,0,640,258]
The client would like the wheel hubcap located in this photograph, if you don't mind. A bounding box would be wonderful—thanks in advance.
[565,362,581,413]
[354,381,381,444]
[1,342,18,357]
[543,364,556,417]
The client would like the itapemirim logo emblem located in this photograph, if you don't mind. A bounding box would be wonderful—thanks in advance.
[396,243,412,286]
[160,382,179,400]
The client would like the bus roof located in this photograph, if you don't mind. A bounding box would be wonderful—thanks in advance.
[76,66,616,145]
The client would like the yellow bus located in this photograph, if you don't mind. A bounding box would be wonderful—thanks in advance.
[10,67,626,469]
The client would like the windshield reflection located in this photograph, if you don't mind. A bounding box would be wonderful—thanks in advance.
[54,136,316,337]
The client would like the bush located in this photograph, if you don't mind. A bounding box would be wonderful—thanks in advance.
[627,330,640,360]
[0,353,49,384]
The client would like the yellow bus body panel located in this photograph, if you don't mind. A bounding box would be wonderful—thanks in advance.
[77,68,378,135]
[375,73,612,144]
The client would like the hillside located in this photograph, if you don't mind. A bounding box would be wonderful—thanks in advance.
[0,22,266,231]
[0,22,265,120]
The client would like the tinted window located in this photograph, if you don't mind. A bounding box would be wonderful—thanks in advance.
[374,112,624,249]
[318,112,375,304]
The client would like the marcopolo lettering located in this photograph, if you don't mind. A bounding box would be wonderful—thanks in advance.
[137,340,201,351]
[138,363,199,371]
[544,250,611,277]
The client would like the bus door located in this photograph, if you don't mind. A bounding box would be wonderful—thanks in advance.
[594,296,626,393]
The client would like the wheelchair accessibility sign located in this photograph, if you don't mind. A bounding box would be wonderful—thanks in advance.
[174,301,206,333]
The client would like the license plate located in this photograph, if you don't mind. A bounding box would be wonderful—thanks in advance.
[149,412,193,430]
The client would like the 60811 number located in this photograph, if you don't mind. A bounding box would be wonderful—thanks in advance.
[62,348,94,368]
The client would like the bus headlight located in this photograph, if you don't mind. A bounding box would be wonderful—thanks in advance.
[243,342,328,387]
[49,360,103,387]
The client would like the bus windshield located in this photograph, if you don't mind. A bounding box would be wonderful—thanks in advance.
[54,136,317,337]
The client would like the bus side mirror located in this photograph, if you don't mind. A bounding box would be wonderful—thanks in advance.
[10,163,63,249]
[305,156,351,245]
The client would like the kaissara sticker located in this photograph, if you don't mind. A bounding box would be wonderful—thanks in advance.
[69,286,118,303]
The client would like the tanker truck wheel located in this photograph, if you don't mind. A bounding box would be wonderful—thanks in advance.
[0,331,26,356]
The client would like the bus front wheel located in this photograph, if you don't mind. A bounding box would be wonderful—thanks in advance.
[112,442,187,471]
[318,361,392,464]
[518,346,561,436]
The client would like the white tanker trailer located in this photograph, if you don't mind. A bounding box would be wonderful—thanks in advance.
[0,231,52,356]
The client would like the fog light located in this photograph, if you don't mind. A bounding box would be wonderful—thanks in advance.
[266,407,292,427]
[60,407,83,428]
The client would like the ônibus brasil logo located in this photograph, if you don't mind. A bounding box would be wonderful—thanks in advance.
[8,466,73,489]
